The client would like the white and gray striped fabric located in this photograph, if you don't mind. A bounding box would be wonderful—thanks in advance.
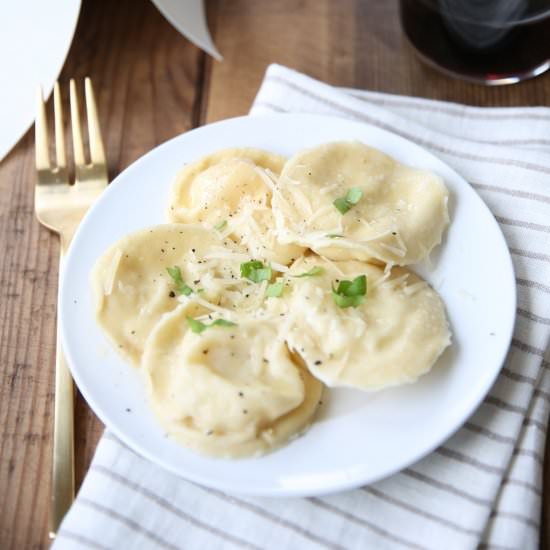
[53,64,549,550]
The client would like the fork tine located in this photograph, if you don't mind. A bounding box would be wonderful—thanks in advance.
[35,87,50,171]
[69,79,85,169]
[53,83,66,170]
[84,78,106,166]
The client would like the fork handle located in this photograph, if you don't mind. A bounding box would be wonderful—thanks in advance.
[49,250,75,539]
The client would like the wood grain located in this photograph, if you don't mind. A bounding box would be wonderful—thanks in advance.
[0,0,548,547]
[203,0,550,123]
[0,0,203,548]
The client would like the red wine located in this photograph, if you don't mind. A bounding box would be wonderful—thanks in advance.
[399,0,550,84]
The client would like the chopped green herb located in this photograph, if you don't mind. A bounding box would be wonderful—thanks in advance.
[179,284,193,296]
[214,220,227,231]
[240,260,272,283]
[293,266,324,278]
[332,274,367,308]
[186,317,207,334]
[211,319,237,328]
[346,187,363,205]
[166,265,183,284]
[166,266,193,296]
[333,197,351,215]
[266,279,284,297]
[326,234,344,239]
[186,316,237,334]
[333,187,363,215]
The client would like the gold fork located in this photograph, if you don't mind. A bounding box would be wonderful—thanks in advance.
[35,78,108,539]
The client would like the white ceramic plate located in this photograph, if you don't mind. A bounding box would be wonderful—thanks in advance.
[0,0,81,161]
[60,114,516,497]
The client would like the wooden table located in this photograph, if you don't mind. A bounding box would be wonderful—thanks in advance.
[0,0,548,547]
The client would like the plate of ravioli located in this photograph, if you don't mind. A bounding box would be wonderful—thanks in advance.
[60,114,516,496]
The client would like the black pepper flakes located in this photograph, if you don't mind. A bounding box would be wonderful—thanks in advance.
[169,291,176,298]
[242,409,248,414]
[314,360,322,366]
[238,392,244,397]
[202,349,208,355]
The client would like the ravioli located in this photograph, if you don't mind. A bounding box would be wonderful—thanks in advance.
[167,148,304,266]
[282,256,451,390]
[91,223,255,364]
[143,304,323,458]
[272,141,449,265]
[90,140,454,460]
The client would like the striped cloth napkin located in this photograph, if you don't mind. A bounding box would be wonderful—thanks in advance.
[53,64,549,550]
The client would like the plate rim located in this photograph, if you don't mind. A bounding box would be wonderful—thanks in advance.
[60,112,517,497]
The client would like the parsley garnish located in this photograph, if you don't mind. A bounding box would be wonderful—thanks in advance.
[332,275,367,308]
[346,187,363,204]
[186,317,207,333]
[333,187,363,215]
[166,266,193,296]
[186,317,237,334]
[211,319,237,328]
[293,266,324,278]
[214,220,227,231]
[266,279,284,297]
[326,234,344,239]
[240,260,272,283]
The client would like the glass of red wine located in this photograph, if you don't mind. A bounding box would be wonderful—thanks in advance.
[399,0,550,85]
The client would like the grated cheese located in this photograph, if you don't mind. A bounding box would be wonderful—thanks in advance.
[103,248,122,295]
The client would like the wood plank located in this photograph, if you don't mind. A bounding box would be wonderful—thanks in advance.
[203,0,550,123]
[202,1,549,547]
[0,0,204,547]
